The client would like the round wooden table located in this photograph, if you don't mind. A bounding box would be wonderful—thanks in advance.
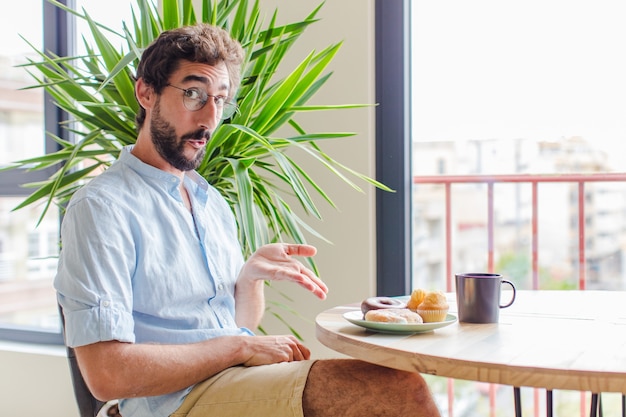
[316,290,626,416]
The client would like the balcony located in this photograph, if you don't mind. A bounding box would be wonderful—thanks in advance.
[412,172,626,417]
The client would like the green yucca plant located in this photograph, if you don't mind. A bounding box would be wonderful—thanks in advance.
[8,0,389,337]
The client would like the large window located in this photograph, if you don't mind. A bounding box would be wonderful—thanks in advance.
[376,0,626,415]
[376,0,626,292]
[0,0,133,344]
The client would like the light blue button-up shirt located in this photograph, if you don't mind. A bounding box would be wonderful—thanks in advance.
[55,146,253,417]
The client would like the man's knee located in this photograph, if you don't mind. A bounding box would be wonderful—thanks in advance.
[302,359,440,417]
[309,358,427,387]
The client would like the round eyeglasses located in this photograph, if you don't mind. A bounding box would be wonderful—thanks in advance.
[166,84,238,120]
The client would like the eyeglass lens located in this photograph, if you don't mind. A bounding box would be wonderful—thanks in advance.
[191,90,236,119]
[168,85,237,119]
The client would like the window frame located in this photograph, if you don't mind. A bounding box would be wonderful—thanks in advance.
[375,0,411,296]
[0,0,74,345]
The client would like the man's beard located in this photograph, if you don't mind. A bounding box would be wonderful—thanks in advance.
[150,100,209,171]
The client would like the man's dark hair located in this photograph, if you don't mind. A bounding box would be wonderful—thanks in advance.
[134,23,245,128]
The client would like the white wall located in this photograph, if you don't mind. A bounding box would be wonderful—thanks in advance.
[0,342,78,417]
[0,1,377,415]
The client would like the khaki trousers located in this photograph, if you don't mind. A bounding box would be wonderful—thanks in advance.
[171,360,316,417]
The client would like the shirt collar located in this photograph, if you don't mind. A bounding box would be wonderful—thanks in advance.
[120,145,209,204]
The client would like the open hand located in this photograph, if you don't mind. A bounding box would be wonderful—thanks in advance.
[239,243,328,299]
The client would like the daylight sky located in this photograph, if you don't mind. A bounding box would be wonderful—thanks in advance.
[411,0,626,169]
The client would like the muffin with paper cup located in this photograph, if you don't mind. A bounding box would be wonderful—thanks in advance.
[416,290,449,322]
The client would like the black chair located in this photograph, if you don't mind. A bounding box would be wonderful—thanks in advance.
[59,305,108,417]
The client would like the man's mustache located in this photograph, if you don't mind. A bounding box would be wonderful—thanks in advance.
[182,129,211,141]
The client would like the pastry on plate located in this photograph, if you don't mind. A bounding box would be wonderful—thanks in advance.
[364,308,423,324]
[416,291,449,323]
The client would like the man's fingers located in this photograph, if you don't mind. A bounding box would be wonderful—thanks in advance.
[289,338,311,361]
[280,264,328,299]
[303,269,329,298]
[284,243,317,257]
[281,244,328,298]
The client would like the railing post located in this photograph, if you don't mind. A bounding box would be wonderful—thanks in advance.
[488,183,494,272]
[578,182,586,290]
[445,183,453,292]
[532,182,539,290]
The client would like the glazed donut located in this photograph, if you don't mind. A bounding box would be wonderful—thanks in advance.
[365,308,423,324]
[361,296,407,315]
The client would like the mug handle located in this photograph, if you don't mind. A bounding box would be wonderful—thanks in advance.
[499,279,516,308]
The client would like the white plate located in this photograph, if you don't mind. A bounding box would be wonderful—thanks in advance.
[343,310,456,334]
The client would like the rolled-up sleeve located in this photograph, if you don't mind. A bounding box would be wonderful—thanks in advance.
[59,295,135,347]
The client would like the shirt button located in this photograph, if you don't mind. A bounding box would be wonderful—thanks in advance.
[102,301,110,307]
[217,283,225,291]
